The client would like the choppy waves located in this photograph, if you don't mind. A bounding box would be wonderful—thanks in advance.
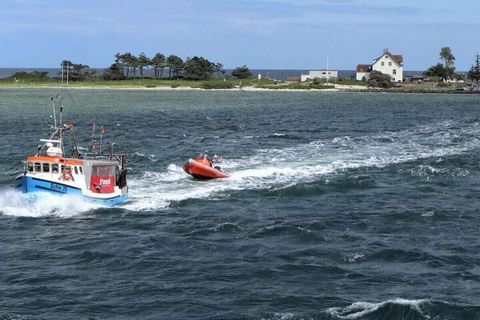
[124,120,480,211]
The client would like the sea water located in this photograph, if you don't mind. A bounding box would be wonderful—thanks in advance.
[0,89,480,319]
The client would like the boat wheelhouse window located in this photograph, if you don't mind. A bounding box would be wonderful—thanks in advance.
[34,163,41,172]
[42,163,50,173]
[109,166,115,176]
[27,162,34,172]
[79,167,83,175]
[52,164,59,173]
[100,166,107,176]
[74,166,78,175]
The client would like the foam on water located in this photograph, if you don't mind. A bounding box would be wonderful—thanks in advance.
[125,120,480,211]
[326,298,430,319]
[0,189,100,218]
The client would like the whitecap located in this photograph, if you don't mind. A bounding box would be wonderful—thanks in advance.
[326,298,430,319]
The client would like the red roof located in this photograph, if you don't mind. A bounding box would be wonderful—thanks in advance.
[392,55,403,64]
[356,64,372,72]
[373,51,403,65]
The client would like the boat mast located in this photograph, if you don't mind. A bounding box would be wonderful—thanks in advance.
[59,96,64,154]
[326,56,330,84]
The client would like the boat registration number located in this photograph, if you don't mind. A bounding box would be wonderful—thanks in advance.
[50,183,67,193]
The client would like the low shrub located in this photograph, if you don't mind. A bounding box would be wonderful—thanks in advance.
[202,81,234,89]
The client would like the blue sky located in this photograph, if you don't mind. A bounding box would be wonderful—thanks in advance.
[1,0,479,70]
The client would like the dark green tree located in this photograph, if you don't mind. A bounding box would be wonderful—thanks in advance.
[137,52,150,78]
[166,55,184,79]
[212,62,224,78]
[102,63,125,80]
[116,52,134,78]
[184,56,214,80]
[424,63,448,81]
[439,47,455,79]
[467,54,480,85]
[151,52,166,79]
[367,70,393,88]
[232,65,252,79]
[59,60,96,81]
[114,53,126,78]
[129,54,139,79]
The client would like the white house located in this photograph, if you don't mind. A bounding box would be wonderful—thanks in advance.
[356,50,404,82]
[301,70,338,82]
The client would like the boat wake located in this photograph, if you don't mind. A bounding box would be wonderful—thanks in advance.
[0,189,100,218]
[124,120,480,211]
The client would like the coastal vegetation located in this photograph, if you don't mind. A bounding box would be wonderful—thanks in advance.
[108,52,228,81]
[367,71,393,88]
[5,71,51,82]
[60,60,97,81]
[467,54,480,84]
[231,66,252,79]
[424,47,460,81]
[2,47,480,92]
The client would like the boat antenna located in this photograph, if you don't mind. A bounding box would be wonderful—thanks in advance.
[51,97,57,128]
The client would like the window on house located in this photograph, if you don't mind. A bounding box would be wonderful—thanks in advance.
[393,69,397,74]
[381,62,385,66]
[389,62,392,66]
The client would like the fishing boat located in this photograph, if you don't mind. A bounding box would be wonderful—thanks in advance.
[15,92,128,206]
[183,155,230,180]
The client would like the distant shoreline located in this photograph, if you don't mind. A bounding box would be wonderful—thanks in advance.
[0,76,474,94]
[0,85,338,92]
[0,83,474,94]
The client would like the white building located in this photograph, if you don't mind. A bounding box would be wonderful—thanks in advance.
[301,70,338,82]
[356,50,404,82]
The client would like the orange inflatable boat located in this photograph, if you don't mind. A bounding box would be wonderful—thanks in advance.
[183,156,230,180]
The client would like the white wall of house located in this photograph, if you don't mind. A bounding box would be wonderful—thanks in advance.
[301,70,338,82]
[372,54,403,82]
[356,72,370,81]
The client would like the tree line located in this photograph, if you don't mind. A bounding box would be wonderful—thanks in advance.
[56,53,253,82]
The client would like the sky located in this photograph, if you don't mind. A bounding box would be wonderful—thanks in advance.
[1,0,480,70]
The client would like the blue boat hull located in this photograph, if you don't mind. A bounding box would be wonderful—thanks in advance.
[15,175,127,207]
